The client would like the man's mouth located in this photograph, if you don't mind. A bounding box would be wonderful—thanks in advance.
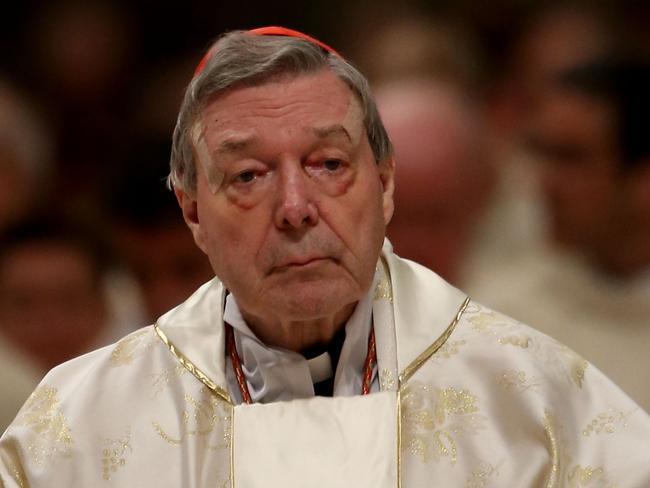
[280,257,329,267]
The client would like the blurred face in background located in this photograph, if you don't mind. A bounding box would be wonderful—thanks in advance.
[527,90,621,252]
[377,80,491,283]
[120,223,214,320]
[0,241,107,370]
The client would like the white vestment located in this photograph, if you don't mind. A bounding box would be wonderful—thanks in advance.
[466,244,650,412]
[2,242,649,487]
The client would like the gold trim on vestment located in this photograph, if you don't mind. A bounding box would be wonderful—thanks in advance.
[398,296,471,385]
[397,388,402,488]
[153,323,232,404]
[230,403,235,488]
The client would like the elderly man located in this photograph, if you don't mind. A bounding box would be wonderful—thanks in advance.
[1,27,649,487]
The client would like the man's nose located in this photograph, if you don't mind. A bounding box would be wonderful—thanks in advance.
[274,164,319,229]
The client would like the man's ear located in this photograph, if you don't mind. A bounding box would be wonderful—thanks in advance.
[378,156,395,225]
[174,186,209,255]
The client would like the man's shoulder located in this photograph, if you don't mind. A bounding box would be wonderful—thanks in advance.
[435,299,644,411]
[46,325,161,380]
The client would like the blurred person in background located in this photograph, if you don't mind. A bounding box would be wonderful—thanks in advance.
[0,213,115,371]
[0,80,53,430]
[0,80,52,230]
[464,2,625,285]
[21,0,133,198]
[107,147,214,321]
[376,78,494,283]
[0,212,135,428]
[346,9,545,288]
[472,53,650,411]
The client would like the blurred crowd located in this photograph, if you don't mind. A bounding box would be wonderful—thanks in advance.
[1,0,649,428]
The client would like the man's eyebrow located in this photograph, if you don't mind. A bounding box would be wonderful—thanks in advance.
[213,135,257,155]
[311,124,353,143]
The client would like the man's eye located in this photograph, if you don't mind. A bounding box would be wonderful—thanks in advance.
[323,159,342,171]
[236,170,256,183]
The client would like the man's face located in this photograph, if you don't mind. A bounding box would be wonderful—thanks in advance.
[0,242,107,369]
[527,90,621,250]
[178,70,394,327]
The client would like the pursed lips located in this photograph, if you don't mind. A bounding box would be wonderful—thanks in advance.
[273,256,333,271]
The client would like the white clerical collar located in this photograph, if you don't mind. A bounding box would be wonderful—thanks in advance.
[307,352,334,384]
[223,275,377,404]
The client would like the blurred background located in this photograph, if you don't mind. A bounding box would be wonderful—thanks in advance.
[1,0,649,427]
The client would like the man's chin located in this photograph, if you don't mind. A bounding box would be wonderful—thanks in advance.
[266,281,360,322]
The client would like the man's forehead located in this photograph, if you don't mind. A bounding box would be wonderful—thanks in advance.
[192,71,364,147]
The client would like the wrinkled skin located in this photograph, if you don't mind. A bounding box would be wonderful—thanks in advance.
[175,70,394,351]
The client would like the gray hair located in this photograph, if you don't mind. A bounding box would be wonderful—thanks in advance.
[169,30,393,193]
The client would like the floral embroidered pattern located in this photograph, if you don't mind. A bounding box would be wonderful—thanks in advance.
[465,460,501,488]
[465,304,589,390]
[582,408,635,437]
[543,410,619,488]
[151,364,188,397]
[400,381,485,466]
[497,369,540,394]
[152,388,231,450]
[101,428,132,480]
[15,385,73,465]
[498,335,532,348]
[568,465,616,487]
[110,328,156,366]
[435,340,467,360]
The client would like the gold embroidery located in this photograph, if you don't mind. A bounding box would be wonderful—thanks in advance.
[435,340,467,360]
[154,323,232,404]
[151,364,188,396]
[466,461,500,488]
[582,408,635,437]
[498,335,531,348]
[16,385,73,465]
[466,304,590,390]
[466,309,505,333]
[399,297,470,384]
[101,428,132,480]
[498,370,540,394]
[229,403,235,488]
[400,381,485,466]
[373,275,393,303]
[153,388,231,450]
[4,457,27,487]
[543,410,620,487]
[110,328,155,366]
[397,388,402,488]
[543,410,562,488]
[380,368,396,390]
[568,465,616,487]
[567,352,589,389]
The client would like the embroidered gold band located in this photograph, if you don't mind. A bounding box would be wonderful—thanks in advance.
[398,296,471,385]
[154,323,232,404]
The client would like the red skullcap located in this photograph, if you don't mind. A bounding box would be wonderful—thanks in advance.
[193,26,340,77]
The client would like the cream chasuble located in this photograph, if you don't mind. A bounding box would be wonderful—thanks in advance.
[2,241,650,487]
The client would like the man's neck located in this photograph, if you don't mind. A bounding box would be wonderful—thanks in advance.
[239,301,357,353]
